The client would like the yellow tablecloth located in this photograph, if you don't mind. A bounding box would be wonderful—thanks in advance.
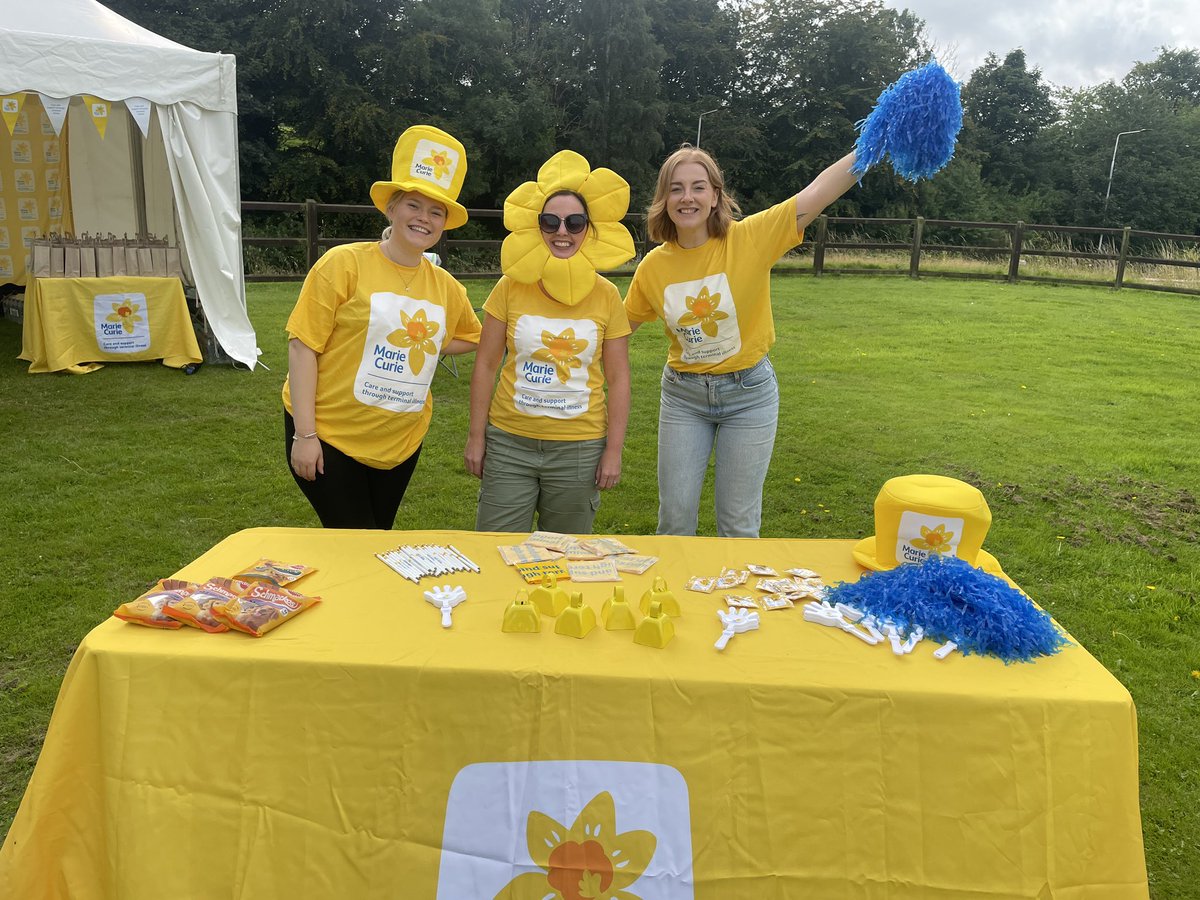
[0,529,1148,899]
[18,275,202,373]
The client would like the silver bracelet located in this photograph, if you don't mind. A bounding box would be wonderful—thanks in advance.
[292,431,318,442]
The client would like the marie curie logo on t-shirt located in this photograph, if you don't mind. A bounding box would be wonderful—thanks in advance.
[436,760,694,899]
[409,139,457,190]
[511,315,598,419]
[94,293,151,353]
[896,511,964,565]
[354,293,445,413]
[663,273,741,364]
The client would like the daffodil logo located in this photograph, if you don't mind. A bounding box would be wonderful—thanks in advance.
[422,147,454,181]
[106,299,143,334]
[436,760,693,899]
[678,286,727,337]
[532,328,588,384]
[663,274,741,364]
[94,291,151,352]
[497,792,657,900]
[386,308,440,375]
[911,523,955,555]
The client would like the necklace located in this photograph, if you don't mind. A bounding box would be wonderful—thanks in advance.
[379,240,424,291]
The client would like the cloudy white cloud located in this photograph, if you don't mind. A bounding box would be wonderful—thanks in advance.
[881,0,1200,89]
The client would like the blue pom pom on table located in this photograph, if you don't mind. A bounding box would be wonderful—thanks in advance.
[850,60,963,182]
[824,554,1070,664]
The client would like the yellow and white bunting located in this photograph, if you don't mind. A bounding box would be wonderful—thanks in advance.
[37,94,70,136]
[1,93,25,136]
[82,95,110,139]
[125,97,153,138]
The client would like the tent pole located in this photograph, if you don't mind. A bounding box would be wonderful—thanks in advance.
[127,107,149,241]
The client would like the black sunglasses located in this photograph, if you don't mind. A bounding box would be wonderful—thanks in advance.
[538,213,589,234]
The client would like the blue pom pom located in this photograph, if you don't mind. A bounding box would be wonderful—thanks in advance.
[824,554,1070,663]
[851,60,963,182]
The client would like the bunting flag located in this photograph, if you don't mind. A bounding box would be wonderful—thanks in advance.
[125,97,153,138]
[82,95,110,139]
[1,93,25,136]
[38,94,70,136]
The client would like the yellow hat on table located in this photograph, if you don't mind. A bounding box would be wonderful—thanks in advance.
[501,149,636,305]
[370,124,469,229]
[852,474,1004,575]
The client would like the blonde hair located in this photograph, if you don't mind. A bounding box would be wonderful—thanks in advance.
[646,145,741,244]
[381,191,405,241]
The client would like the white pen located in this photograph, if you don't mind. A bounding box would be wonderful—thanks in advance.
[448,545,480,573]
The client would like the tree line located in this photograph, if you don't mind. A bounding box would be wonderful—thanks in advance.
[106,0,1200,236]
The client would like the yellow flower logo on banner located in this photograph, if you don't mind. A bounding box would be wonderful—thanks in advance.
[0,93,25,136]
[106,299,143,334]
[501,150,636,306]
[82,95,111,139]
[911,523,954,554]
[497,791,656,900]
[423,148,454,181]
[532,328,588,384]
[387,309,440,375]
[678,286,727,337]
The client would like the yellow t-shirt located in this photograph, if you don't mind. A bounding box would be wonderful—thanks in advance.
[624,198,803,374]
[282,242,481,468]
[484,275,630,440]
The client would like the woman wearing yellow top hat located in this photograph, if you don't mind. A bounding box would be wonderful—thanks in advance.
[464,150,636,533]
[282,124,482,528]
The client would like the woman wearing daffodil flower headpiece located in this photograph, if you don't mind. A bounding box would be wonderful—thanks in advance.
[465,150,636,534]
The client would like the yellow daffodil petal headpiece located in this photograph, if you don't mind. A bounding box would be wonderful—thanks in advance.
[500,150,636,306]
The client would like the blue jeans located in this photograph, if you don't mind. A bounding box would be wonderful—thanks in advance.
[657,356,779,538]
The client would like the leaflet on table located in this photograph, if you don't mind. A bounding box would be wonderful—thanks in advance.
[514,560,570,584]
[567,558,621,582]
[499,532,649,572]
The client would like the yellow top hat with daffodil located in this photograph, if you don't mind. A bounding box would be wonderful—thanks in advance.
[370,125,469,230]
[852,474,1004,575]
[501,150,636,305]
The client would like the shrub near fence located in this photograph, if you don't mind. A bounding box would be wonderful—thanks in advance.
[241,202,1200,296]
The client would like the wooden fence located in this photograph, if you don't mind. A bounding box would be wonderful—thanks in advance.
[241,201,1200,297]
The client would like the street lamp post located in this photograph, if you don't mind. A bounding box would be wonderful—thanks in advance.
[1103,129,1147,214]
[696,107,721,148]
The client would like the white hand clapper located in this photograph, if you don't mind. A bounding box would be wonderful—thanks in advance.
[424,585,467,628]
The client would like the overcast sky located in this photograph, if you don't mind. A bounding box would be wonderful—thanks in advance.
[881,0,1200,89]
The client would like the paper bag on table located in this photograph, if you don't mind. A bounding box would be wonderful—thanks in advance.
[30,238,51,277]
[111,240,128,276]
[123,243,142,276]
[64,243,81,277]
[80,237,97,277]
[150,245,167,277]
[96,237,114,278]
[165,245,184,280]
[50,237,65,277]
[136,246,154,276]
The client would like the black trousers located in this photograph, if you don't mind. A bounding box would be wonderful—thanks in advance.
[284,411,422,529]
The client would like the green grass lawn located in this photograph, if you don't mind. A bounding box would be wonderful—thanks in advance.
[2,274,1198,895]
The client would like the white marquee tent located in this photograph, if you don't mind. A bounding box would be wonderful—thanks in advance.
[0,0,259,368]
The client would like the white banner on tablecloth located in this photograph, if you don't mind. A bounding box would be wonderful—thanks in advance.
[94,291,151,353]
[437,760,694,899]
